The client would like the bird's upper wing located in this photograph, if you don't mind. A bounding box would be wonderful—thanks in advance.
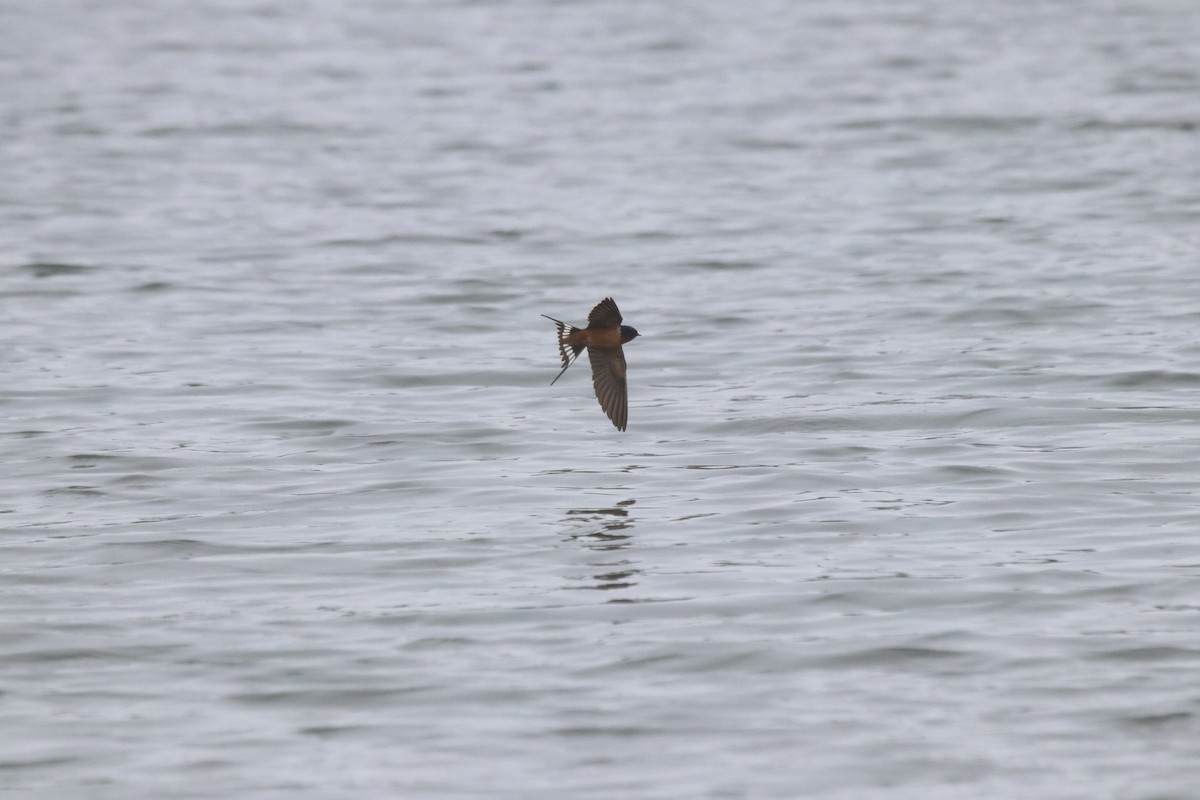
[588,297,623,328]
[588,346,628,431]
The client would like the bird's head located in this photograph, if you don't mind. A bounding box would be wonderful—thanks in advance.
[620,325,640,344]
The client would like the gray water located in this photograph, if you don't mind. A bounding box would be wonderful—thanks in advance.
[3,1,1200,798]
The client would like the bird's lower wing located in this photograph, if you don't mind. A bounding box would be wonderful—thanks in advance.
[588,346,628,431]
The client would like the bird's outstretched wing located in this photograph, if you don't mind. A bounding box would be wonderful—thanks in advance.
[588,345,628,431]
[588,297,622,328]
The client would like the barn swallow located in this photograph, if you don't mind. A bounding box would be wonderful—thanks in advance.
[542,297,640,431]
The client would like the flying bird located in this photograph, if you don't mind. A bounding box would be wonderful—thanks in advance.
[542,297,640,431]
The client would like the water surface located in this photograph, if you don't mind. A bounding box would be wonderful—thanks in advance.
[2,1,1199,798]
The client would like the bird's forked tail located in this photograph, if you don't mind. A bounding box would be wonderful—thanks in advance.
[541,314,584,385]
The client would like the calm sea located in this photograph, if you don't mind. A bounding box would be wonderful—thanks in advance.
[3,1,1199,798]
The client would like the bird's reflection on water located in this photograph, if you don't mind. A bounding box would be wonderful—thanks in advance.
[563,498,641,591]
